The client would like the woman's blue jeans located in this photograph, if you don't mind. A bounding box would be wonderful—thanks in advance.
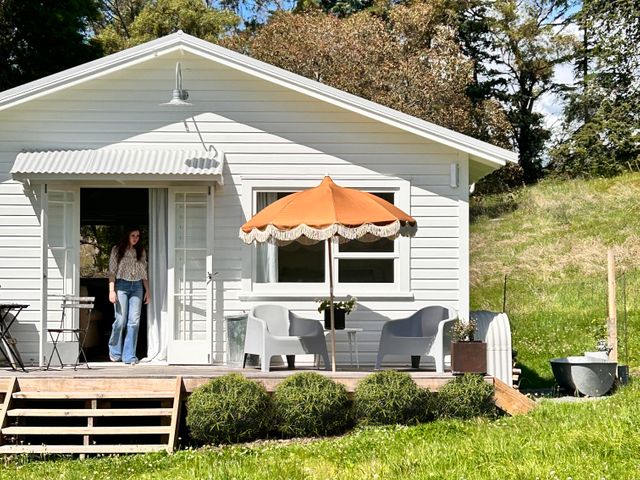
[109,279,143,364]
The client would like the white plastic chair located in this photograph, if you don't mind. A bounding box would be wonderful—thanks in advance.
[243,305,330,372]
[375,305,457,371]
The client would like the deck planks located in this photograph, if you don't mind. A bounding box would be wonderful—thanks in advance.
[0,375,183,455]
[0,444,168,454]
[12,391,175,399]
[2,426,173,435]
[7,407,173,417]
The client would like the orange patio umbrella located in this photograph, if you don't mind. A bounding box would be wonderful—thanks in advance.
[239,176,417,372]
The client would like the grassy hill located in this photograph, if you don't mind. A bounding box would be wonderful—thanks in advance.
[470,173,640,388]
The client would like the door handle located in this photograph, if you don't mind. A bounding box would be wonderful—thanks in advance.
[207,272,218,284]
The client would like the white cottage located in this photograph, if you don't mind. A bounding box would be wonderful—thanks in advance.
[0,32,516,368]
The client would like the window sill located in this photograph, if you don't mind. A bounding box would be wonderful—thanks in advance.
[238,292,414,302]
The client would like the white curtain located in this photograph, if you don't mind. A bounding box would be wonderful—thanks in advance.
[142,188,168,363]
[256,192,278,283]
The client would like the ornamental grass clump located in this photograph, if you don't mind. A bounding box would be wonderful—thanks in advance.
[353,370,428,425]
[436,373,496,419]
[186,373,272,445]
[273,372,352,438]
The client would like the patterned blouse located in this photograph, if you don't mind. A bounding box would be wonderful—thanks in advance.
[108,246,148,282]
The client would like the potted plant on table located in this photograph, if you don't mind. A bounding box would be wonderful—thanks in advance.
[450,318,487,375]
[316,296,357,330]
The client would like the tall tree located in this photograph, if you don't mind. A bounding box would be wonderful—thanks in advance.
[485,0,576,183]
[0,0,101,90]
[209,0,295,27]
[222,5,511,147]
[551,0,640,177]
[93,1,148,39]
[292,0,373,17]
[94,0,239,54]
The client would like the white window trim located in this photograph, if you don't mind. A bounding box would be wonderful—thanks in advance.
[240,175,412,300]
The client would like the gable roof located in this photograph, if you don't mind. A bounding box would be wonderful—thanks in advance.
[0,31,517,170]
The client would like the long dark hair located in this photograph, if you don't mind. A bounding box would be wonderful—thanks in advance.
[115,226,144,264]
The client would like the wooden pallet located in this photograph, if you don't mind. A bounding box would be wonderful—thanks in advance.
[0,376,183,455]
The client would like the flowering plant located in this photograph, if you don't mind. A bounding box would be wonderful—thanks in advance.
[316,295,358,315]
[452,318,477,342]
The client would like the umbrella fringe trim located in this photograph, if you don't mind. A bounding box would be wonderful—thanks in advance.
[239,221,417,244]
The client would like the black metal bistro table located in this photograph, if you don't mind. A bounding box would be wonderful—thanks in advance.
[0,303,28,371]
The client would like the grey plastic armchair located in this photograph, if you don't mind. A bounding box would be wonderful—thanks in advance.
[375,305,457,372]
[243,304,331,372]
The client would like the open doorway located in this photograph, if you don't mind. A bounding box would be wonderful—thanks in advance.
[80,188,149,362]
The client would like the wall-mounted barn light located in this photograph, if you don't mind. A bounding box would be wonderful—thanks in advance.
[161,62,191,106]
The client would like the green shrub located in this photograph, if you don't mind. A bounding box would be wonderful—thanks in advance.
[353,370,427,425]
[436,374,496,419]
[186,373,272,444]
[273,372,352,438]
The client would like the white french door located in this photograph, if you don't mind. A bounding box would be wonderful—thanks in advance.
[40,185,80,365]
[167,187,214,364]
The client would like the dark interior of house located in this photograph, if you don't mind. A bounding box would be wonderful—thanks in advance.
[80,188,149,362]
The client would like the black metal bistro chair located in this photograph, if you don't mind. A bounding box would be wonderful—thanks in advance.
[0,303,28,371]
[46,295,95,370]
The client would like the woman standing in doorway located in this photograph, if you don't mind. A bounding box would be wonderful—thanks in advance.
[108,227,150,365]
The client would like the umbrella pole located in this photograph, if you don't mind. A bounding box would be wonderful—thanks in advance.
[328,239,337,373]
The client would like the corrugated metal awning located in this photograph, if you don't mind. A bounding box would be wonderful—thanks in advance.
[10,149,224,183]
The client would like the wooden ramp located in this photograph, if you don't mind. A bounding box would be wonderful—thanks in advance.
[0,376,183,455]
[493,378,535,415]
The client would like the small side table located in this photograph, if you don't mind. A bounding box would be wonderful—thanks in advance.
[324,327,363,368]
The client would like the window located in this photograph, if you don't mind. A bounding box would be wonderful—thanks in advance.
[255,191,398,285]
[241,177,411,297]
[255,192,325,283]
[335,192,396,284]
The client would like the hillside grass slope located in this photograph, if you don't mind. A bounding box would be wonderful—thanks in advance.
[470,173,640,388]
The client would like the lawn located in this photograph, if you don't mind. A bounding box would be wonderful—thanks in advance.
[470,173,640,387]
[3,382,640,479]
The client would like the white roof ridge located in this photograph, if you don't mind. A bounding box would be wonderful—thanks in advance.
[0,31,516,167]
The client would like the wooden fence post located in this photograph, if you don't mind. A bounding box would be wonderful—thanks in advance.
[607,249,618,362]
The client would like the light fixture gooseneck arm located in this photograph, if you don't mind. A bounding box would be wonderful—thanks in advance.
[176,62,182,91]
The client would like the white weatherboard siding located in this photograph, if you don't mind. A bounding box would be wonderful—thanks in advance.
[0,51,469,366]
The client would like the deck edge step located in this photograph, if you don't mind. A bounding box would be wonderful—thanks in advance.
[2,426,172,435]
[12,391,175,399]
[7,408,174,417]
[0,444,167,454]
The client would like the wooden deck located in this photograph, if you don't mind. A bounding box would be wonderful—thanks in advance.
[0,363,535,407]
[0,363,462,392]
[0,363,535,455]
